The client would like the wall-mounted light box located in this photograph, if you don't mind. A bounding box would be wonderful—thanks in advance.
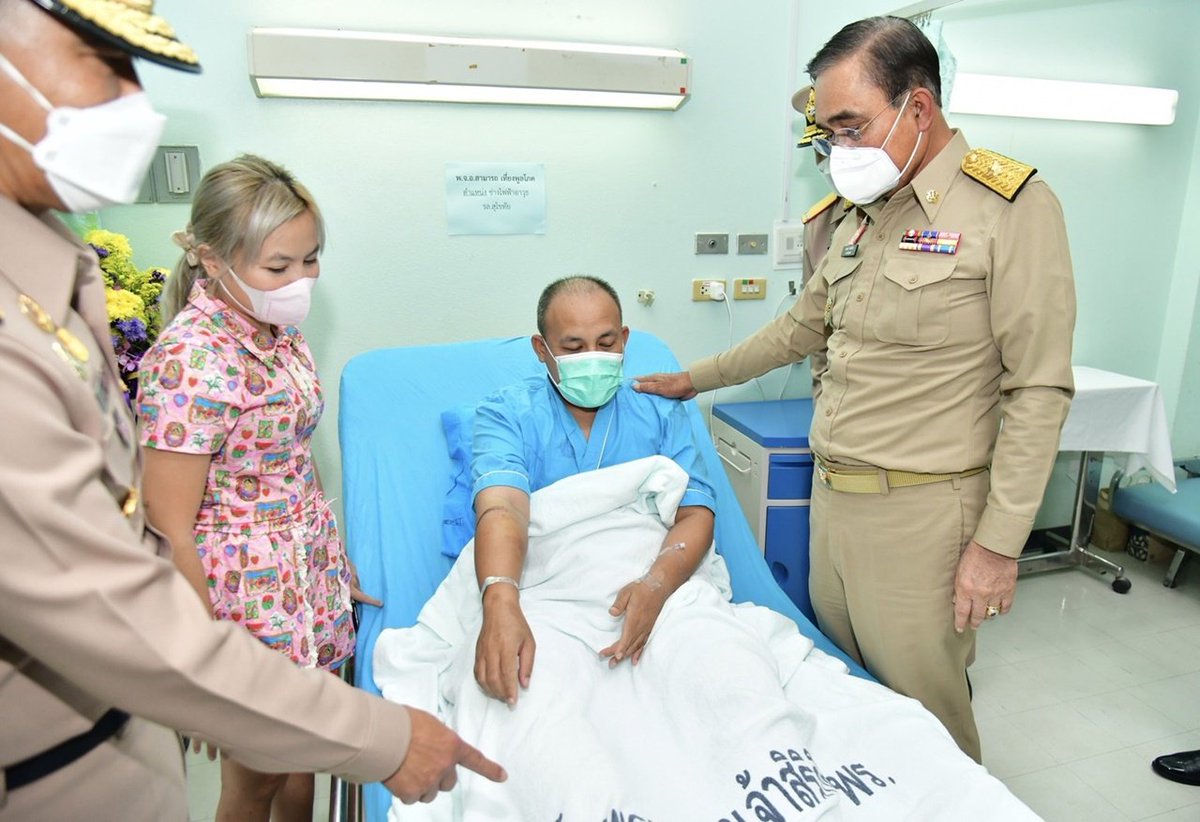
[247,29,691,110]
[949,72,1178,126]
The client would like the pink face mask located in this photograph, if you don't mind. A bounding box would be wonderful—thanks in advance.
[220,265,316,328]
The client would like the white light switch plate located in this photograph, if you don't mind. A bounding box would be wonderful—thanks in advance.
[772,219,804,270]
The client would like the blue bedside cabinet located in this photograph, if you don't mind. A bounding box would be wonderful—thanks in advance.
[711,399,816,622]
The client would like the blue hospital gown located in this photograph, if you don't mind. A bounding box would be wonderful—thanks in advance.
[471,377,716,511]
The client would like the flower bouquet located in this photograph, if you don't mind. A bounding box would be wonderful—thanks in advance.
[84,228,169,403]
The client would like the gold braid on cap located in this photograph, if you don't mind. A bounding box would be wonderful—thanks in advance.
[57,0,200,65]
[804,87,817,127]
[170,227,200,267]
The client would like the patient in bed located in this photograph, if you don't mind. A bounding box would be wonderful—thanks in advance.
[470,275,717,705]
[370,276,1041,820]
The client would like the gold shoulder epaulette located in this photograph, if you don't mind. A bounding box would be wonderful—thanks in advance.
[802,192,838,224]
[961,148,1036,202]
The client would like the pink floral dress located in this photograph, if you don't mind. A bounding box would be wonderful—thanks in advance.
[136,282,354,670]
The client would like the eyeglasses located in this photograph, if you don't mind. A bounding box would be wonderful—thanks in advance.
[811,90,911,155]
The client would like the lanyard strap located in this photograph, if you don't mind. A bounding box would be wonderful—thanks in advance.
[849,214,870,246]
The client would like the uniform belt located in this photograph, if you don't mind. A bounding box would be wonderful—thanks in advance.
[813,455,987,494]
[5,709,129,791]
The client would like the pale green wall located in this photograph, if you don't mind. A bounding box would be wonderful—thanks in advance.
[100,0,1200,517]
[934,0,1200,403]
[1160,95,1200,458]
[101,0,806,507]
[930,0,1200,524]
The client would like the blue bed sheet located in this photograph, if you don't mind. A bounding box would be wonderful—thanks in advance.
[338,331,869,821]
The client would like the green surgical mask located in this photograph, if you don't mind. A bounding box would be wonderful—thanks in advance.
[549,351,624,409]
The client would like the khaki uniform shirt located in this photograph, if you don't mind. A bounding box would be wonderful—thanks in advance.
[801,194,854,398]
[691,131,1075,558]
[0,196,411,817]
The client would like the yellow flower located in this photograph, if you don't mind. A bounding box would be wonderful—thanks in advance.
[106,288,146,323]
[84,229,134,260]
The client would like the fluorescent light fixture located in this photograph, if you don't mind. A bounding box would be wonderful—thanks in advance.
[248,28,691,110]
[948,72,1177,125]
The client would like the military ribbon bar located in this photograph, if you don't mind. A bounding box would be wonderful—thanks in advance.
[898,229,960,255]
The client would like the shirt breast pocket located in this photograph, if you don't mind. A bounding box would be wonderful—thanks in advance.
[874,257,959,346]
[821,257,863,327]
[822,256,863,289]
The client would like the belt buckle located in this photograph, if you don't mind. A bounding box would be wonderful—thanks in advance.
[816,462,831,488]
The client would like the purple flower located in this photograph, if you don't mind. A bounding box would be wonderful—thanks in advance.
[90,244,110,259]
[115,317,148,343]
[150,269,166,283]
[117,351,143,373]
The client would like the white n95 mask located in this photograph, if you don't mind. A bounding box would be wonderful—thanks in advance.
[220,266,316,328]
[815,154,834,188]
[828,92,922,206]
[0,53,166,213]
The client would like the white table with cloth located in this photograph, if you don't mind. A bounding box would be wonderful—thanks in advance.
[1018,365,1177,591]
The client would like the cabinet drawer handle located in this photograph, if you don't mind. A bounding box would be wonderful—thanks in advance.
[716,438,753,474]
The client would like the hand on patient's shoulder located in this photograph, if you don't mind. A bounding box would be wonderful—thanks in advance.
[631,371,697,401]
[385,707,506,804]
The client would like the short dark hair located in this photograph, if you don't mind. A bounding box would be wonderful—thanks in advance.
[536,275,623,337]
[807,16,942,108]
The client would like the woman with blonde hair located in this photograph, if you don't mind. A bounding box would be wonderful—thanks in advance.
[138,154,377,821]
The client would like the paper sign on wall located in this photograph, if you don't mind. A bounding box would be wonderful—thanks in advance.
[445,162,546,236]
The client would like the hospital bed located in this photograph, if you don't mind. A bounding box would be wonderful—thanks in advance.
[336,331,871,822]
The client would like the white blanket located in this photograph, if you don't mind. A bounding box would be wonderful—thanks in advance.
[375,456,1038,821]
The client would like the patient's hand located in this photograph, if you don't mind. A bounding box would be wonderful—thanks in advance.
[475,587,536,705]
[632,371,698,401]
[601,574,669,667]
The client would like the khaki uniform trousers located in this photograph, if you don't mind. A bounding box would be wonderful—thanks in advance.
[809,467,988,763]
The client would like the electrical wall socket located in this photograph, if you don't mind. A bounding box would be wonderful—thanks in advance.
[732,278,766,300]
[691,278,727,301]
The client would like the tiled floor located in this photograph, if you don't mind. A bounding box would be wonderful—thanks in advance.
[185,550,1200,821]
[974,553,1200,820]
